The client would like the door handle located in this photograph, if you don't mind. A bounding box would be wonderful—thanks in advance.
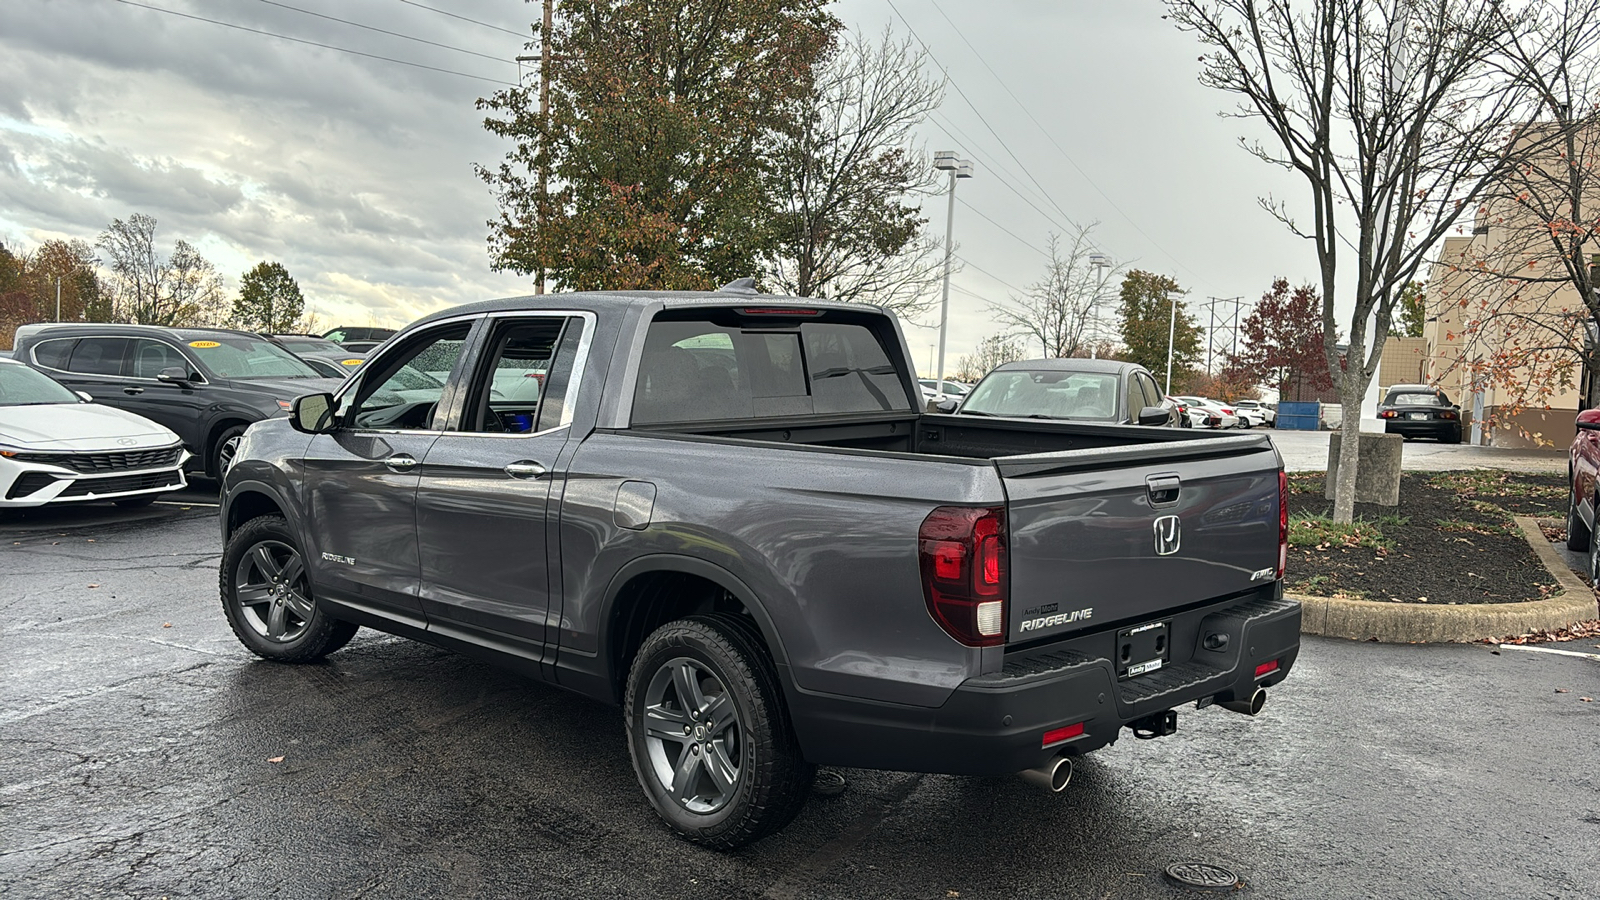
[504,460,547,479]
[123,387,144,395]
[383,454,419,471]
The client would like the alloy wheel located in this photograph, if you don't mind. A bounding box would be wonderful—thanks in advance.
[233,540,313,643]
[641,658,743,814]
[217,434,242,475]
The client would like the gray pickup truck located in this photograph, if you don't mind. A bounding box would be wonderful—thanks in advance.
[218,288,1300,848]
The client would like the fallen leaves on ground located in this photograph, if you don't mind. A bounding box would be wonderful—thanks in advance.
[267,756,285,764]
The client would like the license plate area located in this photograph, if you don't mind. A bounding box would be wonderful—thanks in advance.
[1408,412,1428,420]
[1117,621,1170,680]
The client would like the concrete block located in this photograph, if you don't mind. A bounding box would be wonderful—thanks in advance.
[1324,431,1402,506]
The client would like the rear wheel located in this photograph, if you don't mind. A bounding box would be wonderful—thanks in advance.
[625,614,813,849]
[1568,481,1592,552]
[220,515,358,662]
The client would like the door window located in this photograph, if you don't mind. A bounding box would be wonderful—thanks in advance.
[1135,373,1162,412]
[457,317,581,434]
[31,338,75,371]
[129,339,191,379]
[67,338,130,376]
[343,323,470,431]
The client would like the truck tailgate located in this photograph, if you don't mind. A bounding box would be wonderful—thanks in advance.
[999,434,1281,643]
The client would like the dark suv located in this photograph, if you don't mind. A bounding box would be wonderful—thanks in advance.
[12,324,342,478]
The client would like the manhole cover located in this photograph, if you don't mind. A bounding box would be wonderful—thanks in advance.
[1164,862,1240,891]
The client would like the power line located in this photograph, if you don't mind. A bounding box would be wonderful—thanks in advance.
[924,0,1200,284]
[951,252,1028,295]
[395,0,529,39]
[110,0,519,87]
[253,0,511,65]
[929,113,1076,237]
[956,197,1052,260]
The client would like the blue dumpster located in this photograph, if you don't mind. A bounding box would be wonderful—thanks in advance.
[1276,401,1320,430]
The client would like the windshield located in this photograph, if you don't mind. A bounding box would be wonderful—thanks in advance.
[182,335,320,379]
[962,370,1120,420]
[0,363,79,406]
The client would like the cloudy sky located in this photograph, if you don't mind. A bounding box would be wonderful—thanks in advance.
[1,0,1316,370]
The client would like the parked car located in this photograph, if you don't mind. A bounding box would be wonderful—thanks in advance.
[267,335,367,379]
[1174,396,1239,429]
[0,358,188,508]
[919,378,971,397]
[1567,409,1600,581]
[1163,395,1193,428]
[12,323,343,478]
[320,326,397,353]
[219,289,1297,848]
[1231,401,1268,429]
[956,359,1177,426]
[1377,384,1462,443]
[1238,399,1276,426]
[919,383,959,412]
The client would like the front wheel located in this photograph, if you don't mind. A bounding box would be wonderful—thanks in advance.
[220,515,358,662]
[212,425,247,479]
[625,614,813,849]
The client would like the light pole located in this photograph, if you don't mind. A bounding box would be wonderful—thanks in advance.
[1087,253,1110,359]
[933,151,973,397]
[1164,290,1180,396]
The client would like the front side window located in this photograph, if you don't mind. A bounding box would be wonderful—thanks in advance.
[631,313,910,426]
[129,339,192,379]
[344,323,470,431]
[458,317,576,434]
[0,363,78,405]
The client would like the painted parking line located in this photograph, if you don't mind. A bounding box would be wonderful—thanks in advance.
[1498,643,1600,661]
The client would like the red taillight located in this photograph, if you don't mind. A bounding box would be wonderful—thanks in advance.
[1380,409,1397,418]
[1277,469,1288,579]
[920,506,1008,646]
[1255,659,1280,678]
[1439,410,1458,420]
[1041,722,1084,747]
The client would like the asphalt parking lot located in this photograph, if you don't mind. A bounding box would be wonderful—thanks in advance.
[2,481,1597,898]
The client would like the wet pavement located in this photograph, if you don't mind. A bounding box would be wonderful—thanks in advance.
[3,494,1599,898]
[1265,428,1566,474]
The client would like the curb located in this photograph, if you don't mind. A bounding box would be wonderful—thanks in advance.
[1293,516,1599,643]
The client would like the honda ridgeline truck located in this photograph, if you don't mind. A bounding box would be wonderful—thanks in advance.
[218,286,1301,848]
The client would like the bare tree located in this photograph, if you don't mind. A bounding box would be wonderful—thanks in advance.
[1166,0,1552,522]
[988,225,1121,359]
[97,214,225,326]
[1429,0,1600,422]
[952,333,1027,384]
[762,28,946,314]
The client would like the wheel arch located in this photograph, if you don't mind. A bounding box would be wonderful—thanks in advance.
[600,554,793,706]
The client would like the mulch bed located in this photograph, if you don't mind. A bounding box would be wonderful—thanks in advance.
[1285,470,1565,605]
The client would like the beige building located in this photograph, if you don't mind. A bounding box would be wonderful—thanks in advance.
[1421,210,1588,449]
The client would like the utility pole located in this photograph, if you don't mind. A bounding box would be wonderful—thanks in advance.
[55,277,61,322]
[514,0,556,295]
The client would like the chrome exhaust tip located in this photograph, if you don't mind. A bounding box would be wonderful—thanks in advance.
[1019,755,1074,792]
[1219,687,1267,716]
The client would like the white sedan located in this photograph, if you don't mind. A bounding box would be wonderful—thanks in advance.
[1174,396,1240,429]
[0,358,189,508]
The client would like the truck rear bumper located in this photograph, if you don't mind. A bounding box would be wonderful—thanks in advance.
[787,588,1301,775]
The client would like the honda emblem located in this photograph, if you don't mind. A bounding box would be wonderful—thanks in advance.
[1153,515,1181,556]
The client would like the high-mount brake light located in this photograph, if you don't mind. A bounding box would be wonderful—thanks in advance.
[738,308,822,316]
[919,506,1008,647]
[1277,469,1288,579]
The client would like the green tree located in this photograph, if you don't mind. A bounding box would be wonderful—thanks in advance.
[232,262,305,333]
[1396,280,1426,338]
[477,0,838,291]
[1118,270,1201,391]
[26,239,104,323]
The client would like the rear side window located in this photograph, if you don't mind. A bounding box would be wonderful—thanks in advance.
[31,338,76,370]
[68,338,130,376]
[631,314,911,425]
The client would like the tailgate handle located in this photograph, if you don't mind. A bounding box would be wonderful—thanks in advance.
[1146,474,1182,507]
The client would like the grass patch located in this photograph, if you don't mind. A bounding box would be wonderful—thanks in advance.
[1288,512,1393,551]
[1435,516,1519,537]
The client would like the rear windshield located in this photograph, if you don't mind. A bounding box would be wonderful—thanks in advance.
[1387,392,1444,407]
[962,370,1119,420]
[631,313,911,425]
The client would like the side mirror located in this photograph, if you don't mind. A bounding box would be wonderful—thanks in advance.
[75,390,93,402]
[290,393,338,434]
[1137,406,1171,426]
[1577,409,1600,431]
[934,398,959,414]
[156,366,195,386]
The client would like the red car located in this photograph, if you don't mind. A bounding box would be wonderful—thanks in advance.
[1565,408,1600,583]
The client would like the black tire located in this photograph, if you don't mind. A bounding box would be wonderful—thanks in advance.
[220,515,358,662]
[625,613,814,849]
[1569,479,1592,552]
[1589,528,1600,589]
[1448,426,1462,444]
[114,496,158,508]
[211,424,248,479]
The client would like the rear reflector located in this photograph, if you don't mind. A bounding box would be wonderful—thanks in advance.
[1042,723,1084,747]
[1255,660,1279,678]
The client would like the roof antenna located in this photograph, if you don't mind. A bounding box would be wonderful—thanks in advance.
[718,277,759,294]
